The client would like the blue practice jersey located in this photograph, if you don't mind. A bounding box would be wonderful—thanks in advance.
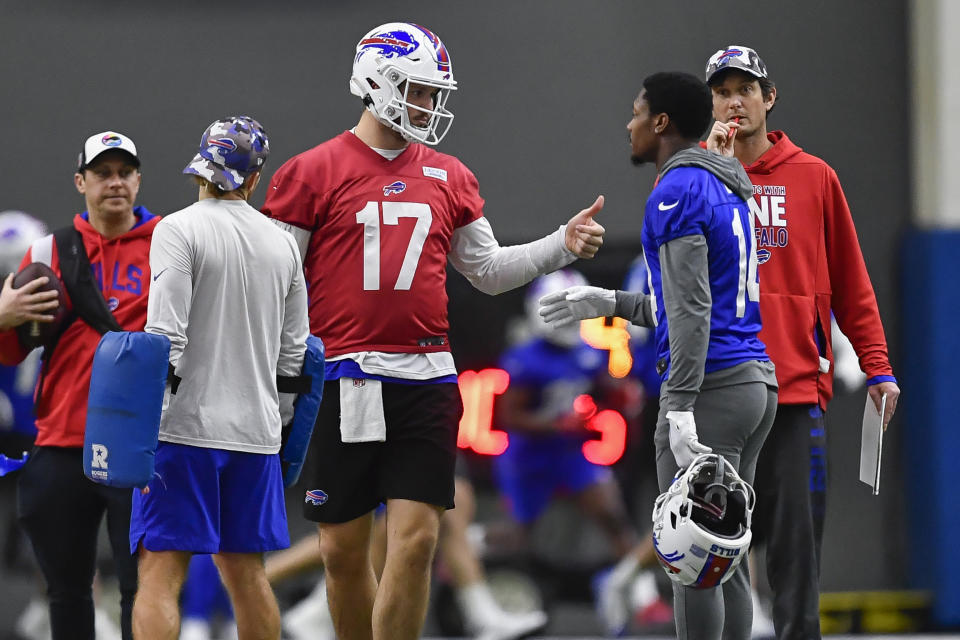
[495,336,611,523]
[0,351,40,437]
[641,166,768,378]
[501,338,606,419]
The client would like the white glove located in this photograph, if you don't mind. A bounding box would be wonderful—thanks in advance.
[538,286,616,328]
[666,410,712,468]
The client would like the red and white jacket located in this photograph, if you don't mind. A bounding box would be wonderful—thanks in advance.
[741,131,895,406]
[0,209,159,447]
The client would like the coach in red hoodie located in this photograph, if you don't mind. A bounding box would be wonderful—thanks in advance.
[704,47,900,640]
[0,131,158,640]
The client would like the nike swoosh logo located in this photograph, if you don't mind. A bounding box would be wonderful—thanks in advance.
[658,201,679,211]
[153,268,168,282]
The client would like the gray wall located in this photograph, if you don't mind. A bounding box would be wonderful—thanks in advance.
[1,0,909,592]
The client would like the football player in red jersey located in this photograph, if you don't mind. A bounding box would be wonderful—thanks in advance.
[262,22,604,640]
[704,46,900,640]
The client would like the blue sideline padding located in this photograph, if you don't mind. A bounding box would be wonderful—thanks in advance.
[902,229,960,626]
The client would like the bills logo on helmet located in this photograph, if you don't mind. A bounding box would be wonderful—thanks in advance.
[383,180,407,196]
[208,138,237,152]
[411,23,451,75]
[357,29,419,61]
[101,134,123,147]
[305,489,328,506]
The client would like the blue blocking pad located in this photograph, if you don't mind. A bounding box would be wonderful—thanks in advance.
[281,335,325,487]
[84,331,170,488]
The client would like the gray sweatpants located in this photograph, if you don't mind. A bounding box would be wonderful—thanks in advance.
[655,382,778,640]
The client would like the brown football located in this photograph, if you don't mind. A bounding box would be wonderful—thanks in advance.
[12,262,68,350]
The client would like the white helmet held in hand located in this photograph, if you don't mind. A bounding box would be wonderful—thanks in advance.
[651,453,755,588]
[0,211,47,275]
[349,22,457,145]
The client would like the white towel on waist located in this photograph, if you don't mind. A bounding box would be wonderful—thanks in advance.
[339,378,387,443]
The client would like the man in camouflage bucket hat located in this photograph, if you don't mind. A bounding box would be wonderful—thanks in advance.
[183,116,269,192]
[132,115,309,638]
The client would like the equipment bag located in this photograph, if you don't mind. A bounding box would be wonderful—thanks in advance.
[84,331,170,488]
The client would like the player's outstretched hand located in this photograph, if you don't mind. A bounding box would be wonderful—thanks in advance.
[538,285,616,328]
[705,120,740,157]
[666,410,712,468]
[564,195,605,258]
[0,273,60,331]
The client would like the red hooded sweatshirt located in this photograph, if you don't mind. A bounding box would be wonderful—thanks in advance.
[743,131,894,406]
[0,209,159,447]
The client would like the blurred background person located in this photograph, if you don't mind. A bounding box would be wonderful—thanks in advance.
[178,555,237,640]
[494,269,669,637]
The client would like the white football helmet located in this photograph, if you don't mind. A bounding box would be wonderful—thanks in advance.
[0,211,47,275]
[525,269,589,348]
[651,453,755,588]
[349,22,457,145]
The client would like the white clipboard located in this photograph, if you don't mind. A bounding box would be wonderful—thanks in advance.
[859,393,887,495]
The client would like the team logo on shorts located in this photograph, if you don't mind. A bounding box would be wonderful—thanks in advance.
[101,133,123,147]
[383,180,407,196]
[305,489,328,506]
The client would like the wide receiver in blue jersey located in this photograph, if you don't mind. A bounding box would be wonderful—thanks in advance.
[539,72,778,640]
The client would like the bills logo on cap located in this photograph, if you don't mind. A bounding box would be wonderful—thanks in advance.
[383,180,407,196]
[208,138,237,152]
[717,48,744,66]
[101,134,123,147]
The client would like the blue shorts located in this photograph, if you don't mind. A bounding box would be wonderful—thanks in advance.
[130,442,289,554]
[493,433,612,524]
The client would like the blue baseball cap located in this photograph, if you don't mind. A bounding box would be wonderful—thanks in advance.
[184,116,269,191]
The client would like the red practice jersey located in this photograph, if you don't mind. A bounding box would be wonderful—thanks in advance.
[262,131,484,358]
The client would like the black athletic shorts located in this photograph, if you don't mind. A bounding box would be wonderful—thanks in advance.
[302,380,463,524]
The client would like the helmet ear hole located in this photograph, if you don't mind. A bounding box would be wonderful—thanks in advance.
[365,78,380,90]
[670,512,678,529]
[722,490,748,536]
